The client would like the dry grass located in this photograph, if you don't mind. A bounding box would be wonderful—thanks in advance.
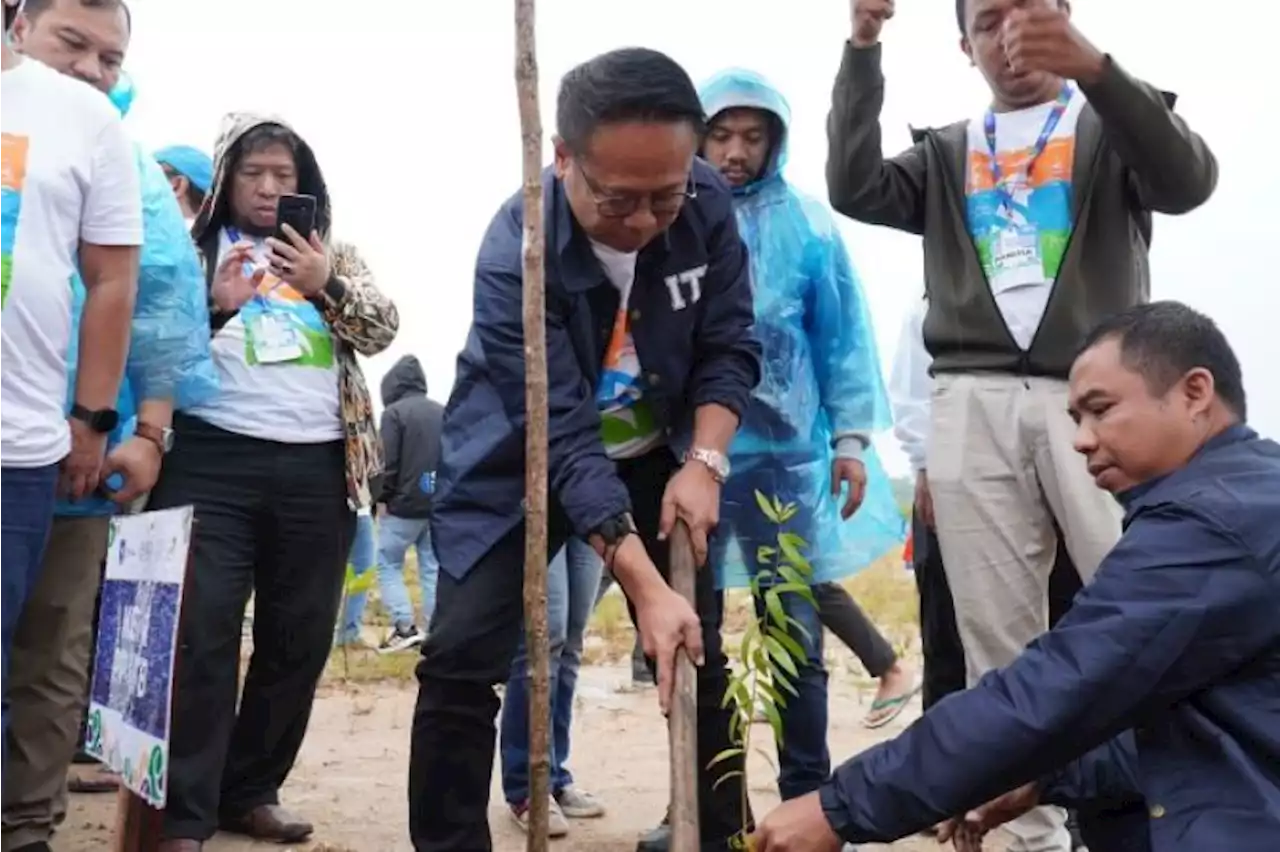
[318,546,920,687]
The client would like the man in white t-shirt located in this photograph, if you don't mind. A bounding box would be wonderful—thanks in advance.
[0,0,140,744]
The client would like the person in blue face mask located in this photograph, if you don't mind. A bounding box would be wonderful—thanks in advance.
[3,1,216,849]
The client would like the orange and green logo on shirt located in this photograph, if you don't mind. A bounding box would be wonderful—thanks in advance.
[1,133,31,310]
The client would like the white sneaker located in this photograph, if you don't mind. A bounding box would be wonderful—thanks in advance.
[508,798,570,837]
[377,625,425,653]
[555,785,605,818]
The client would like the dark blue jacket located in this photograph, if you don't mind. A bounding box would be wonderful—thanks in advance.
[818,424,1280,852]
[432,161,761,578]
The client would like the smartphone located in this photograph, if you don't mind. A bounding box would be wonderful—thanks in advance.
[274,193,317,243]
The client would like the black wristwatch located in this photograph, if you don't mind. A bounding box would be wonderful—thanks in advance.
[69,404,119,434]
[594,512,638,548]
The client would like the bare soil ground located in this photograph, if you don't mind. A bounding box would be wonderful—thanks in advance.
[57,560,1011,851]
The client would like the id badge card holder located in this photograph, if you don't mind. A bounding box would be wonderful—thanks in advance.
[244,300,303,364]
[989,221,1044,295]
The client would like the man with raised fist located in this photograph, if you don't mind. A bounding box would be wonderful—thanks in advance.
[824,3,1216,848]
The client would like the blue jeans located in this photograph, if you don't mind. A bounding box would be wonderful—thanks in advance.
[1,464,59,741]
[712,453,831,800]
[377,514,439,630]
[499,537,602,804]
[337,513,379,645]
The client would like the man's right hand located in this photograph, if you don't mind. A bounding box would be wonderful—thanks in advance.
[600,535,706,713]
[851,0,895,47]
[211,241,265,313]
[635,583,704,715]
[61,418,108,501]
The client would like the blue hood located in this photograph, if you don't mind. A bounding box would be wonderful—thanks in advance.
[698,68,791,197]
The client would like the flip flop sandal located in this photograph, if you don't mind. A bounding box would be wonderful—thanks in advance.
[862,683,922,729]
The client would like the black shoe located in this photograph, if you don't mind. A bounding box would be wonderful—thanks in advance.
[12,842,52,852]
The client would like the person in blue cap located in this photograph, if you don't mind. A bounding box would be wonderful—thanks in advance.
[155,145,213,226]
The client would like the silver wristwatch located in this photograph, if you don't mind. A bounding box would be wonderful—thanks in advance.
[684,447,730,483]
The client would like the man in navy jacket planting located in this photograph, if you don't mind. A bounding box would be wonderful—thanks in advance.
[408,47,762,852]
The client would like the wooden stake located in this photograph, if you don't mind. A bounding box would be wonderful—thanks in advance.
[513,2,551,850]
[667,521,700,851]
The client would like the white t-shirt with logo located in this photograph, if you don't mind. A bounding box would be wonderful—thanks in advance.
[184,228,343,443]
[965,89,1085,350]
[1,57,143,468]
[592,240,664,460]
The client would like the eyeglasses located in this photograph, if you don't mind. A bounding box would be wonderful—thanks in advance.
[575,159,697,219]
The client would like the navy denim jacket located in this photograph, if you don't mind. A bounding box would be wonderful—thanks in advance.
[432,160,761,578]
[819,425,1280,852]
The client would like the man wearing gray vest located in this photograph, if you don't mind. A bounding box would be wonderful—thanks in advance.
[826,2,1217,850]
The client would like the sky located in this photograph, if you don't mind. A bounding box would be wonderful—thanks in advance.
[120,0,1276,476]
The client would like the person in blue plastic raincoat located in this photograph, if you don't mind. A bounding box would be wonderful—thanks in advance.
[2,1,217,842]
[698,68,909,800]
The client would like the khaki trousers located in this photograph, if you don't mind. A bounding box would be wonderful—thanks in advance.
[2,516,110,851]
[928,373,1122,852]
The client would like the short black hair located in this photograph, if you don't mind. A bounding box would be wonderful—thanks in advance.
[23,0,129,32]
[1079,301,1247,420]
[556,47,705,155]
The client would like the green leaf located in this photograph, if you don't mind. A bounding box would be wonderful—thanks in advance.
[712,769,745,790]
[764,635,799,678]
[756,677,788,710]
[344,564,376,595]
[765,624,806,661]
[772,667,798,697]
[776,535,810,573]
[754,490,781,524]
[778,502,799,523]
[755,545,777,565]
[708,747,743,767]
[763,588,788,632]
[759,697,784,745]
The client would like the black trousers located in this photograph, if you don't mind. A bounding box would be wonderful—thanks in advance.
[912,512,1083,710]
[148,414,354,841]
[408,449,747,851]
[811,583,898,678]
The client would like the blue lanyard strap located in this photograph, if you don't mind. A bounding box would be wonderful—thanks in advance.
[983,84,1072,215]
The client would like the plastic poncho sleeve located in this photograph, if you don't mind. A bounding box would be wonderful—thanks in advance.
[126,145,218,408]
[804,208,892,438]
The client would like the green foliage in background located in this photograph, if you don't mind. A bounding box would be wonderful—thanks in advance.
[714,491,816,851]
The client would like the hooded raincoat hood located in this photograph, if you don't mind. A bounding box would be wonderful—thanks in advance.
[192,112,333,248]
[381,354,428,407]
[700,67,793,198]
[698,69,903,588]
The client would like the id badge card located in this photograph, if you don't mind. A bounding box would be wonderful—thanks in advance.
[246,309,303,364]
[989,223,1044,295]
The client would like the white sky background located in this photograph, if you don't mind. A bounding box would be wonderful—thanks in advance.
[121,0,1276,476]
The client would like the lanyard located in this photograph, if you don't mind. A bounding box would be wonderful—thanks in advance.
[983,84,1072,217]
